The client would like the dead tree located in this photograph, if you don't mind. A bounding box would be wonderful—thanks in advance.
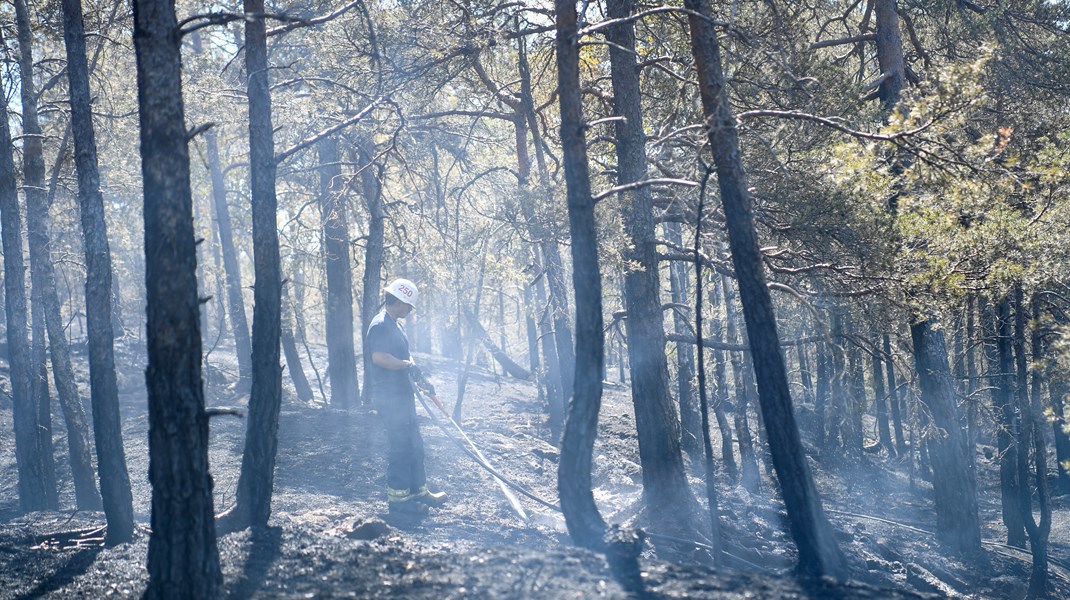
[132,0,223,590]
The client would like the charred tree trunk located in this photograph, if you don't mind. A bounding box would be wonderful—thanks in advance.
[871,343,895,456]
[0,31,47,515]
[815,339,829,448]
[884,334,907,456]
[63,0,138,523]
[1018,290,1051,597]
[709,276,738,481]
[465,309,531,379]
[281,283,314,403]
[132,0,223,589]
[13,0,58,511]
[685,0,846,576]
[205,128,253,387]
[667,221,702,464]
[318,137,359,408]
[607,0,694,529]
[224,0,284,532]
[910,320,981,552]
[965,297,979,474]
[356,139,383,405]
[1050,300,1070,491]
[554,0,607,551]
[724,279,760,492]
[984,296,1027,548]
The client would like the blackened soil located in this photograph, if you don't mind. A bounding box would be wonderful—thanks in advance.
[0,342,1066,598]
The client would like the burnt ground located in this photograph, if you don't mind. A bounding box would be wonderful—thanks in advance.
[1,340,1068,598]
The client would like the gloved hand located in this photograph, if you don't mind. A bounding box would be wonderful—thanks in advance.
[408,363,423,382]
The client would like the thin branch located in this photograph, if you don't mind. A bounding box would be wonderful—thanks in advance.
[737,109,935,141]
[275,96,387,164]
[593,178,698,202]
[810,33,876,50]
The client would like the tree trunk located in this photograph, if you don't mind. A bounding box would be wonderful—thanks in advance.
[708,277,738,481]
[465,309,531,379]
[132,0,223,589]
[607,0,694,531]
[1018,289,1051,597]
[554,0,607,552]
[685,0,846,577]
[871,343,895,456]
[356,139,384,405]
[318,137,359,408]
[281,283,314,403]
[0,28,48,515]
[909,319,982,552]
[225,0,284,532]
[13,0,59,511]
[667,221,702,464]
[884,334,907,456]
[815,338,829,448]
[965,296,979,474]
[205,127,253,386]
[724,278,760,492]
[63,0,140,525]
[983,296,1027,547]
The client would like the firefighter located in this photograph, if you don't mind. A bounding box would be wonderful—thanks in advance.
[366,278,447,515]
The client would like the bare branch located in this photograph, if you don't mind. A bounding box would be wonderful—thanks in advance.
[810,33,876,50]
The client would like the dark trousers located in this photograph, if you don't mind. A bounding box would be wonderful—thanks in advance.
[383,389,426,494]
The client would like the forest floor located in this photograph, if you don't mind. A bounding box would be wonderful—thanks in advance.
[1,339,1069,598]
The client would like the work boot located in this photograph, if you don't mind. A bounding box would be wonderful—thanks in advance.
[388,499,428,516]
[414,485,448,507]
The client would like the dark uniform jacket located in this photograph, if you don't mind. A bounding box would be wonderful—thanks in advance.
[366,310,413,402]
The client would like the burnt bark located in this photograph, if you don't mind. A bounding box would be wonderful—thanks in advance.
[984,296,1027,548]
[205,127,253,386]
[685,0,846,576]
[132,0,223,589]
[465,309,531,380]
[318,137,359,407]
[1018,290,1051,597]
[13,0,58,511]
[281,283,314,403]
[724,281,760,492]
[62,0,137,525]
[607,0,694,529]
[910,320,981,553]
[554,0,606,552]
[224,0,284,532]
[884,334,907,455]
[871,344,895,456]
[356,139,384,405]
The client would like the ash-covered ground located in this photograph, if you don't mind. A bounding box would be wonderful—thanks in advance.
[1,340,1067,598]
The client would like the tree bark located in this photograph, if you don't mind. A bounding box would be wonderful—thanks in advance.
[62,0,139,525]
[606,0,694,530]
[554,0,606,552]
[684,0,846,577]
[205,128,253,386]
[317,137,359,408]
[13,0,59,511]
[909,320,981,552]
[0,27,48,515]
[871,343,895,456]
[884,334,907,456]
[281,283,314,403]
[724,281,760,492]
[983,296,1027,547]
[667,221,702,464]
[224,0,284,532]
[132,0,223,590]
[356,139,384,405]
[708,277,738,481]
[1018,289,1051,597]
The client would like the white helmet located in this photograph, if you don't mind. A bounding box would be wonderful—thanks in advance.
[385,278,418,307]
